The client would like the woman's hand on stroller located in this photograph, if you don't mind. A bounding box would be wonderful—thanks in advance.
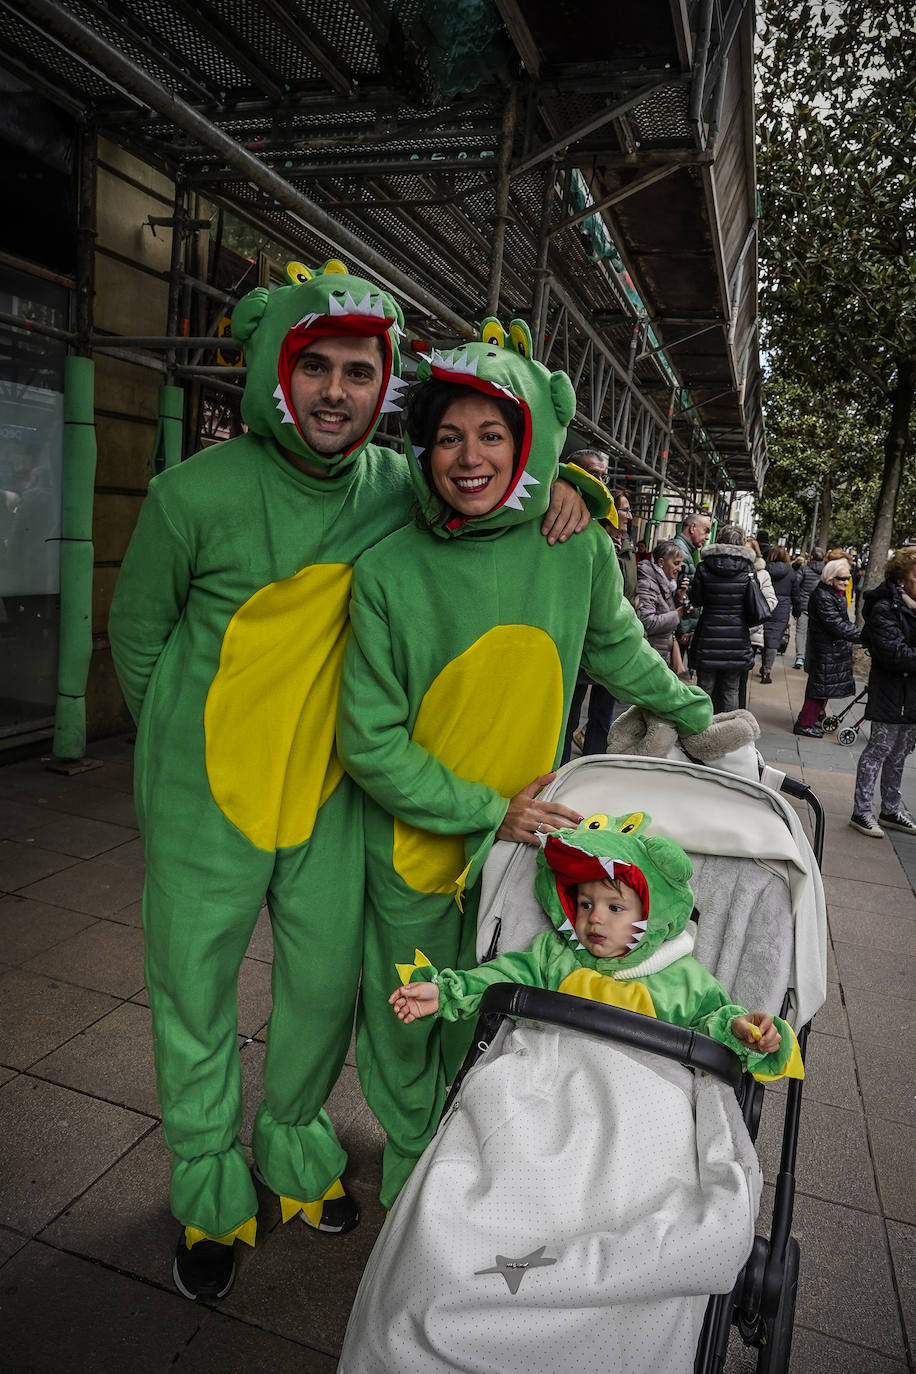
[497,773,583,845]
[732,1011,781,1054]
[390,982,440,1024]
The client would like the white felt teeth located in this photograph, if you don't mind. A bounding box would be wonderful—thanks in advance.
[273,383,296,425]
[410,443,425,467]
[633,918,648,930]
[557,916,584,950]
[599,857,617,877]
[503,468,541,511]
[294,313,319,330]
[327,290,389,319]
[379,374,409,415]
[428,347,480,377]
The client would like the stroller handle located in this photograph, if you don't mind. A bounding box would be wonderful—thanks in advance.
[477,984,744,1090]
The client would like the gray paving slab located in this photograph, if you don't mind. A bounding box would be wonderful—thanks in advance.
[40,783,139,828]
[173,1311,338,1373]
[828,901,916,955]
[885,1220,916,1361]
[40,1127,180,1286]
[0,893,97,964]
[111,895,144,926]
[0,837,81,891]
[18,851,145,916]
[823,875,916,919]
[843,985,916,1050]
[810,980,850,1040]
[785,1192,906,1360]
[0,1241,202,1373]
[25,916,146,998]
[869,1116,916,1224]
[788,1326,908,1372]
[786,1029,861,1112]
[31,1001,159,1115]
[822,831,912,886]
[833,940,916,1002]
[0,796,64,839]
[0,1075,152,1232]
[0,1065,17,1088]
[238,955,273,1038]
[0,1223,26,1266]
[246,905,273,962]
[94,833,145,874]
[16,811,138,860]
[756,1095,879,1213]
[853,1036,916,1129]
[0,968,120,1069]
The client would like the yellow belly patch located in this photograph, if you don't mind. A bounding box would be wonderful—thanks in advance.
[559,967,657,1018]
[205,563,351,851]
[393,625,563,893]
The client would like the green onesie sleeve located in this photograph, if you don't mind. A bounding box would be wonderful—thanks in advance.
[109,480,193,723]
[413,931,572,1021]
[581,546,713,739]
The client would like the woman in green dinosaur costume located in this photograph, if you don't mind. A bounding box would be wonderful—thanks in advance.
[337,321,716,1208]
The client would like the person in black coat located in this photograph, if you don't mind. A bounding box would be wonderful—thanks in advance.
[793,560,860,738]
[760,546,799,683]
[792,548,824,668]
[687,524,755,712]
[850,547,916,836]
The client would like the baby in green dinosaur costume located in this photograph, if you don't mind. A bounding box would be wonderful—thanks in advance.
[390,811,803,1085]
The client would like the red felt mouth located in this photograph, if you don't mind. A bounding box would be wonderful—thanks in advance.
[543,835,649,930]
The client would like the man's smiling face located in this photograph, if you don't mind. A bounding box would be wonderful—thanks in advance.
[289,335,384,457]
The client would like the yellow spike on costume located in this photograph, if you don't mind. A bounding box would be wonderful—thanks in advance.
[282,1176,346,1226]
[752,1026,805,1081]
[454,860,473,912]
[185,1215,257,1249]
[395,949,433,985]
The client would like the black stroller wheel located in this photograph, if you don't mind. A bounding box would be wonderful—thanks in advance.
[756,1237,800,1374]
[837,727,857,746]
[821,716,838,733]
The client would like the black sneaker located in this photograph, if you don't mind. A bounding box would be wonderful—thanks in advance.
[878,809,916,835]
[300,1189,360,1234]
[172,1233,236,1301]
[850,813,884,838]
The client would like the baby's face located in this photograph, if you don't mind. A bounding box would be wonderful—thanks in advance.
[575,879,644,958]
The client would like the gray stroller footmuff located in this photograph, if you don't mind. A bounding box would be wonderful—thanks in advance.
[339,1022,761,1374]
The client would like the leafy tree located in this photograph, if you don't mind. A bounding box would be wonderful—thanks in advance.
[756,1,916,584]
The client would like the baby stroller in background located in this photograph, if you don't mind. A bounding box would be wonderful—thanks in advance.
[340,755,827,1374]
[821,685,868,745]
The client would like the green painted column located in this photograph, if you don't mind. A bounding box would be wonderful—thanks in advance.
[152,384,184,473]
[52,355,97,762]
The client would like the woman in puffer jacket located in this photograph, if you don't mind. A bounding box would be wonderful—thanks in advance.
[760,546,799,683]
[849,546,916,837]
[793,559,860,738]
[688,524,755,712]
[637,538,688,666]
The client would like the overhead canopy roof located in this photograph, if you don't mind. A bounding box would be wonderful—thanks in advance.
[0,0,765,491]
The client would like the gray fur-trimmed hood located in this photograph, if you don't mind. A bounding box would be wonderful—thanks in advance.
[700,542,756,564]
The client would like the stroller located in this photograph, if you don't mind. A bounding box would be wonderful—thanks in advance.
[821,685,868,745]
[340,755,827,1374]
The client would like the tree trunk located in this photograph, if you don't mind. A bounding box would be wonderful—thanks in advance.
[816,477,832,550]
[864,354,915,593]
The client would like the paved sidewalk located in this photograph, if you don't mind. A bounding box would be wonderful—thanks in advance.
[1,647,914,1372]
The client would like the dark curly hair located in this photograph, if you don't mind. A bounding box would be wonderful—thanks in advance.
[404,377,525,524]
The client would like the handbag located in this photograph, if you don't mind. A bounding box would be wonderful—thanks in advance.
[744,571,773,625]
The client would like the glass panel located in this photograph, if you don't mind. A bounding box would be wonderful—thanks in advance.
[0,265,68,740]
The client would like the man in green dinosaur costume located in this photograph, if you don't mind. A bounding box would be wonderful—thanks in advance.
[337,322,717,1208]
[109,266,592,1301]
[390,811,803,1083]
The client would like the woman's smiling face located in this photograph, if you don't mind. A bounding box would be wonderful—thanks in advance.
[428,391,518,517]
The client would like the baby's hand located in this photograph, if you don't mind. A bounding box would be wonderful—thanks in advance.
[732,1011,781,1054]
[389,981,440,1024]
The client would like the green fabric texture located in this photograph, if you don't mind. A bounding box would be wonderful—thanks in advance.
[109,266,413,1238]
[338,337,712,1208]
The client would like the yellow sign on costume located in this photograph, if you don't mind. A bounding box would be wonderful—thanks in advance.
[393,625,563,894]
[558,967,658,1019]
